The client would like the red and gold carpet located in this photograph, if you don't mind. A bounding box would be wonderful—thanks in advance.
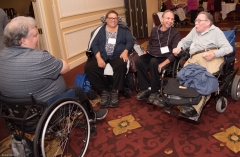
[1,17,240,157]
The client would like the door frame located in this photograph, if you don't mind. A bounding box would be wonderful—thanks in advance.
[31,0,50,52]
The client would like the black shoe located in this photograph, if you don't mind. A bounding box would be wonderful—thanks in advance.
[147,92,160,104]
[100,90,110,108]
[180,106,199,117]
[135,89,151,100]
[152,96,165,108]
[109,90,119,108]
[95,109,108,120]
[89,109,108,122]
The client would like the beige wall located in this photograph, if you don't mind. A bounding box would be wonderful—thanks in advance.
[0,0,31,16]
[41,0,62,59]
[39,0,126,69]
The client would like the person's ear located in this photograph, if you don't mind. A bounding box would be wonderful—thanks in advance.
[20,37,26,46]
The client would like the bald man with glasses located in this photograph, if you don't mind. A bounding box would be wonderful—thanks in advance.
[172,11,233,117]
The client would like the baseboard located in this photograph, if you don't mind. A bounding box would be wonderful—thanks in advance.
[69,56,87,69]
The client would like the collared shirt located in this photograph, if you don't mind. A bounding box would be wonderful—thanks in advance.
[0,46,65,102]
[177,25,233,58]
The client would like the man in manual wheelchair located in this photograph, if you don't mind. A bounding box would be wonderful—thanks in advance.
[153,11,239,120]
[0,16,108,156]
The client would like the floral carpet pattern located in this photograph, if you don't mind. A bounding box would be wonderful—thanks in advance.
[84,97,240,157]
[108,114,141,135]
[1,19,240,157]
[213,126,240,153]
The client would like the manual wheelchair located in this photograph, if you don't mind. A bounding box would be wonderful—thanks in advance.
[0,92,91,157]
[158,26,240,122]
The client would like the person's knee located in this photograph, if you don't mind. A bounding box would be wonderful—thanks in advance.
[135,57,144,67]
[149,58,159,66]
[68,86,87,101]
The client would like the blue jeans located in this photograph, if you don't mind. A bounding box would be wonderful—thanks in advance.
[46,86,94,119]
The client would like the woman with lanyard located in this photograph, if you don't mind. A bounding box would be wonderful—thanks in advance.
[135,10,181,105]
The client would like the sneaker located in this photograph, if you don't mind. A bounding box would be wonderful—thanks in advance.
[109,90,119,107]
[135,89,151,100]
[152,96,165,108]
[147,92,160,104]
[95,109,108,120]
[100,90,110,108]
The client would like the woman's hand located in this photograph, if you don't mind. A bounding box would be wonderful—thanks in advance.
[95,52,106,68]
[120,50,129,62]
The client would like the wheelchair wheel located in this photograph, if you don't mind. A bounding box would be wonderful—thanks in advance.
[216,97,228,113]
[231,75,240,101]
[34,98,90,157]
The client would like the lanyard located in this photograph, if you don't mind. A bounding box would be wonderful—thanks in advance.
[157,25,171,50]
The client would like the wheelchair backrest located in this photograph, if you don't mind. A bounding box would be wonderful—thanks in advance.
[218,27,238,75]
[0,93,47,133]
[222,29,236,51]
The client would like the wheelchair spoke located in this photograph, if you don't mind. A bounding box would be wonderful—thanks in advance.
[34,100,90,157]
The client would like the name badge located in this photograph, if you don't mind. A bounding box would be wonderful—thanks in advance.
[108,38,116,44]
[160,46,169,54]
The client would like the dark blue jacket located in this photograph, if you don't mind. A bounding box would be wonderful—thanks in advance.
[91,24,135,61]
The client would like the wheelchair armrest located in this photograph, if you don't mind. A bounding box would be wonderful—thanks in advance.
[86,50,94,59]
[161,64,171,72]
[214,52,236,75]
[223,51,235,59]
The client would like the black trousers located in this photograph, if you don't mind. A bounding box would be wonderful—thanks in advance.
[85,56,127,93]
[66,86,94,119]
[135,53,167,93]
[190,10,198,23]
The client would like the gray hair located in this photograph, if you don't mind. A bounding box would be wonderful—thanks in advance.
[162,10,175,18]
[198,11,213,26]
[4,16,36,47]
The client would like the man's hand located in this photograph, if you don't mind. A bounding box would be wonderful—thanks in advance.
[173,48,181,56]
[202,50,216,61]
[120,50,129,62]
[158,62,169,73]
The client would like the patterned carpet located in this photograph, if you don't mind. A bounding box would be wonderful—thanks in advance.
[1,18,240,157]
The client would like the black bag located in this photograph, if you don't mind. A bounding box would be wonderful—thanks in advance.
[163,79,202,106]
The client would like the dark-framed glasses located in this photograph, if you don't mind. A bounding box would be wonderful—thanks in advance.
[108,17,118,21]
[194,19,208,23]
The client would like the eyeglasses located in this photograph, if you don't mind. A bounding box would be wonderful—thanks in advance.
[108,17,118,21]
[194,19,208,23]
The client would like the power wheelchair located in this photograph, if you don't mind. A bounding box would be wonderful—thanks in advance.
[85,16,143,99]
[157,26,240,122]
[0,93,91,157]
